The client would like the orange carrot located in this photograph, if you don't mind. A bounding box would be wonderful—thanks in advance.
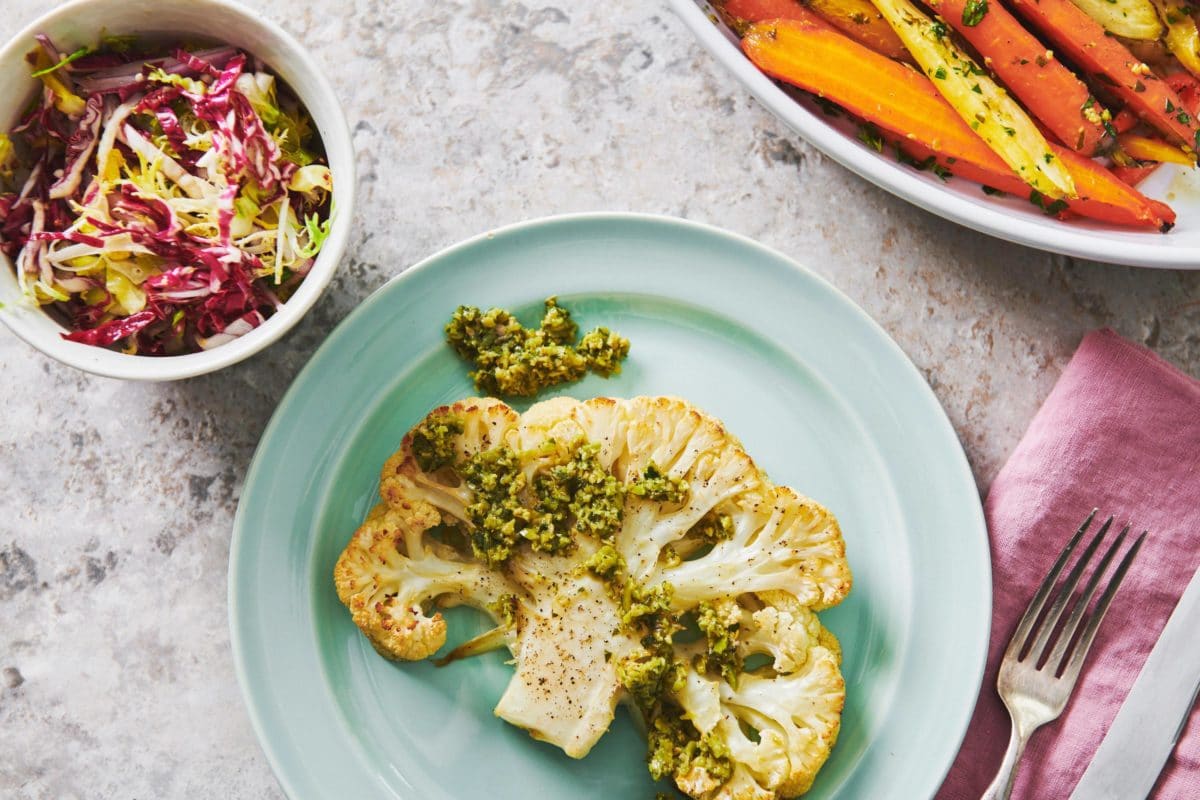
[924,0,1112,155]
[1006,0,1200,149]
[1111,164,1163,186]
[1166,72,1200,115]
[891,135,1175,228]
[741,16,1174,230]
[1112,107,1140,134]
[716,0,910,62]
[1053,146,1175,228]
[879,131,1056,202]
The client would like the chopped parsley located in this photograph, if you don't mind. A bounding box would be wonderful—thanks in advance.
[962,0,989,26]
[1030,190,1069,216]
[896,149,953,181]
[857,123,885,152]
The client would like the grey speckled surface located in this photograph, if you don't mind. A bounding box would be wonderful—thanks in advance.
[2,1,1199,797]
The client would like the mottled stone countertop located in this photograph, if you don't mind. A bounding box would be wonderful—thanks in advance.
[3,1,1199,797]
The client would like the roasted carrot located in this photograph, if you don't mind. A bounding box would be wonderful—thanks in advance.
[1007,0,1200,149]
[876,130,1062,205]
[1166,71,1200,113]
[888,132,1175,227]
[1119,132,1195,163]
[741,16,1174,229]
[925,0,1113,154]
[871,0,1076,197]
[716,0,910,61]
[1049,146,1174,227]
[1111,163,1164,186]
[1112,107,1141,134]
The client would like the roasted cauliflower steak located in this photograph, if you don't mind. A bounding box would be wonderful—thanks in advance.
[334,396,852,798]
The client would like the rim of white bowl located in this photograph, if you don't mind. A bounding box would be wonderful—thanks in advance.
[670,0,1200,269]
[0,0,356,380]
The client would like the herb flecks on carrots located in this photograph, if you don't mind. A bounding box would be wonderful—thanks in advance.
[927,0,1115,155]
[868,0,1077,198]
[741,16,1174,230]
[1008,0,1200,151]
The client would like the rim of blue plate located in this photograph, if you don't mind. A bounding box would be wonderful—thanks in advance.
[228,211,991,799]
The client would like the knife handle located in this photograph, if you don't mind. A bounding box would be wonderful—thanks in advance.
[1171,679,1200,747]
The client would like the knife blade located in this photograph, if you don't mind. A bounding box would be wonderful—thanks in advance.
[1070,563,1200,800]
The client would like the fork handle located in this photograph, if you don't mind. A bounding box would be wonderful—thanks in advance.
[981,724,1031,800]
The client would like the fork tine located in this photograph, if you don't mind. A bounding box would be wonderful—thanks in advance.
[1022,515,1113,664]
[1004,509,1097,660]
[1060,530,1147,681]
[1044,524,1130,674]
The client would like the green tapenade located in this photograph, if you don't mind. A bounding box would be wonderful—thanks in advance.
[694,599,744,687]
[535,440,626,540]
[583,543,626,580]
[460,446,530,567]
[456,438,630,567]
[646,704,734,788]
[616,647,685,710]
[409,412,464,472]
[487,594,520,631]
[688,509,735,543]
[444,297,630,397]
[629,462,688,503]
[430,427,711,732]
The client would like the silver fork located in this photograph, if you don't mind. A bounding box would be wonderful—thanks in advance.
[981,510,1147,800]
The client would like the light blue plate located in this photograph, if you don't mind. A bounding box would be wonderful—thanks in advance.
[229,213,990,799]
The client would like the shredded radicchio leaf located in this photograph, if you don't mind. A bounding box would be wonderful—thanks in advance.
[0,35,332,355]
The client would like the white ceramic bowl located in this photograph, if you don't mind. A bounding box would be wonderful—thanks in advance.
[0,0,355,380]
[671,0,1200,268]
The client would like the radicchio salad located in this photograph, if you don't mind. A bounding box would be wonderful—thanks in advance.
[0,35,332,355]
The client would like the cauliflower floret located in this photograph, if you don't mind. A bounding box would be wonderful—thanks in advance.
[334,396,852,796]
[738,590,826,674]
[668,596,844,799]
[333,500,516,661]
[715,644,845,798]
[654,484,851,612]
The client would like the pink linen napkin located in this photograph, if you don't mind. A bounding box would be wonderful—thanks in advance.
[937,329,1200,800]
